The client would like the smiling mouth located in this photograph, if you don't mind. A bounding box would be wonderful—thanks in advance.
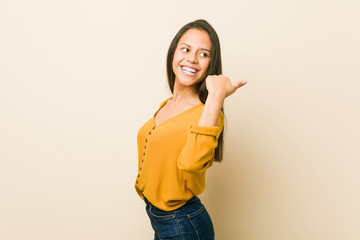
[181,66,198,75]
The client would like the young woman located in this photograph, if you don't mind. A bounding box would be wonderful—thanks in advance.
[135,19,247,240]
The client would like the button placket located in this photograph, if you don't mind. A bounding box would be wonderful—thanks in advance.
[136,125,156,185]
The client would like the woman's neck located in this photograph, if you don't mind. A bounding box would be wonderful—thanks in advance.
[171,81,201,106]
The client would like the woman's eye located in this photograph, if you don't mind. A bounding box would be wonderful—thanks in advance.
[181,48,189,52]
[200,52,208,57]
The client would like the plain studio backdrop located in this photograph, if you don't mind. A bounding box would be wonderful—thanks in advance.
[1,0,359,239]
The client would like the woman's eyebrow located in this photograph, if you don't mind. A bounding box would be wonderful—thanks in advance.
[180,43,211,53]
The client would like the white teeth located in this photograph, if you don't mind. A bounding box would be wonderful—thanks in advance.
[182,67,196,74]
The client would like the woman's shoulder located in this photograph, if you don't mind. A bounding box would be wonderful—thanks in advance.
[158,96,173,108]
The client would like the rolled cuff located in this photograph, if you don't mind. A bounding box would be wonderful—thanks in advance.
[190,124,221,139]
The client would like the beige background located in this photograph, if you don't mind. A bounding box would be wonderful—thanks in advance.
[1,0,359,239]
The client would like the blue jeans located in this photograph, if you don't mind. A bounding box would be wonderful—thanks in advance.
[144,195,215,240]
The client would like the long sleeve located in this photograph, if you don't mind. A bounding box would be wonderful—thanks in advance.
[177,112,224,173]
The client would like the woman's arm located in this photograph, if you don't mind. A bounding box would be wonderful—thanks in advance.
[198,92,225,127]
[198,75,247,127]
[177,112,224,173]
[177,75,247,173]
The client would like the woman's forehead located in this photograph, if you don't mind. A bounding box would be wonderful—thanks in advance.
[178,29,212,50]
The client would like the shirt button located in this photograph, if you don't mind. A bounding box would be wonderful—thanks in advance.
[140,167,142,170]
[143,152,145,156]
[136,181,138,184]
[142,159,144,162]
[153,126,155,129]
[144,146,146,149]
[149,132,151,135]
[137,174,140,177]
[145,139,148,142]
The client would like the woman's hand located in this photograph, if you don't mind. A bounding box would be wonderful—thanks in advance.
[205,75,247,98]
[198,75,247,127]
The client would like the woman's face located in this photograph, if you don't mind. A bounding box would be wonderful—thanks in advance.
[172,28,212,88]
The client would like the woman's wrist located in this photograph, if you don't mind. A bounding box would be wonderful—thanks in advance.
[198,92,224,127]
[207,91,226,102]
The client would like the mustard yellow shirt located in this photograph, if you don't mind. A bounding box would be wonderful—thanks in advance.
[135,97,224,211]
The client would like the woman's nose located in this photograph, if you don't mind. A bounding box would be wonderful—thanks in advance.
[187,52,198,63]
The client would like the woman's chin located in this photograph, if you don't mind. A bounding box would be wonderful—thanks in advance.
[175,76,204,88]
[176,80,198,88]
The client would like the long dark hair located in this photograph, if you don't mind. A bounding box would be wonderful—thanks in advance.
[166,19,225,162]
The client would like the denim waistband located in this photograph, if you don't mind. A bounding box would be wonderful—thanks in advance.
[143,195,200,211]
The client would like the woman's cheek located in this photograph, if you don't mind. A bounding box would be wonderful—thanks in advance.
[202,59,211,71]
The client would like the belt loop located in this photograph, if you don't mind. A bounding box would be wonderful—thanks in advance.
[187,195,199,203]
[142,194,150,205]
